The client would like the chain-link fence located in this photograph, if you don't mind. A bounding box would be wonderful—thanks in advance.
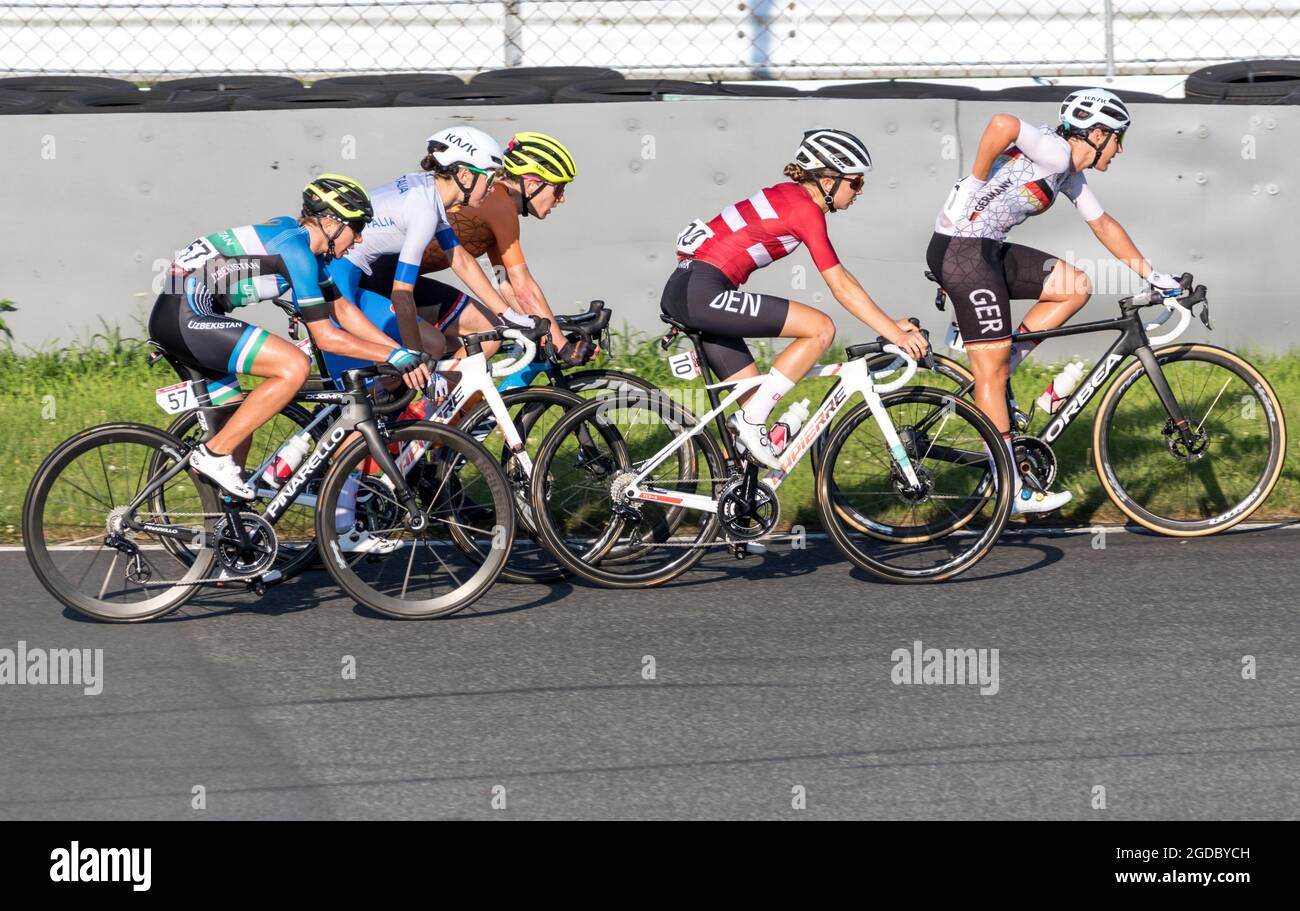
[2,1,1298,81]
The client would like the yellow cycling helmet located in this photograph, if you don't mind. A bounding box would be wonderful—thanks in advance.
[503,132,577,184]
[302,173,374,223]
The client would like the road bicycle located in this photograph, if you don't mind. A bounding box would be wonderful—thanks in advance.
[909,272,1286,536]
[526,315,1014,588]
[23,355,515,622]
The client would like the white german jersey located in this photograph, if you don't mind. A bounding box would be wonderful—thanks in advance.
[936,120,1105,242]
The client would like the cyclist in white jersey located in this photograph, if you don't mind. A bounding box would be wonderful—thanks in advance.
[322,126,530,380]
[926,88,1185,515]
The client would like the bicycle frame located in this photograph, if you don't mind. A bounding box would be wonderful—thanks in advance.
[125,370,423,551]
[945,296,1199,446]
[622,352,921,514]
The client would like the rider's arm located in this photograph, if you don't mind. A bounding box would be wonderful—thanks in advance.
[496,258,564,342]
[274,239,425,379]
[821,264,928,358]
[449,245,512,315]
[1088,213,1154,279]
[1062,176,1154,279]
[389,193,448,351]
[970,114,1025,180]
[330,293,401,349]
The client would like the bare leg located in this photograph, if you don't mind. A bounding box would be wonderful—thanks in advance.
[205,337,309,459]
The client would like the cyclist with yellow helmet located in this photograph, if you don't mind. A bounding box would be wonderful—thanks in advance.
[148,174,432,500]
[321,126,534,381]
[353,131,583,363]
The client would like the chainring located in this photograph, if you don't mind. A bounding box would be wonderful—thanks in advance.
[718,476,780,541]
[214,511,278,576]
[1013,435,1058,490]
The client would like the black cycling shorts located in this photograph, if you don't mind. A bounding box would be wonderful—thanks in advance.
[148,293,275,407]
[926,233,1058,346]
[659,259,791,378]
[364,254,499,332]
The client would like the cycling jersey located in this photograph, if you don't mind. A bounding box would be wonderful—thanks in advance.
[676,182,840,286]
[343,171,460,285]
[935,120,1105,242]
[414,182,527,273]
[164,216,339,319]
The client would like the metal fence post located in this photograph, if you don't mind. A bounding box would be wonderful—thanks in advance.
[504,1,524,67]
[749,0,777,79]
[1103,0,1116,79]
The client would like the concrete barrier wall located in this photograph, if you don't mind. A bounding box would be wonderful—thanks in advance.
[2,98,1296,364]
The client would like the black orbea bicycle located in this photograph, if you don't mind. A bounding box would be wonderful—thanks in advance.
[848,272,1286,538]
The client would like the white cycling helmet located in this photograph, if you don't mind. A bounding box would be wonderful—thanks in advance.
[794,128,873,175]
[1060,88,1131,133]
[425,126,504,203]
[793,128,872,212]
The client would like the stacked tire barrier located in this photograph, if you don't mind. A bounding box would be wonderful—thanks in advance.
[8,60,1300,114]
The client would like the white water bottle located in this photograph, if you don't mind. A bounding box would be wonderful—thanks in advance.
[769,399,811,453]
[1036,360,1087,414]
[261,428,313,489]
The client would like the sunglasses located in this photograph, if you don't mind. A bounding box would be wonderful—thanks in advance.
[464,165,502,189]
[828,174,865,192]
[1113,127,1127,150]
[525,177,566,200]
[346,219,368,234]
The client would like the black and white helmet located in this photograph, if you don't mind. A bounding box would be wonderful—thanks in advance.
[1060,88,1131,134]
[794,128,873,175]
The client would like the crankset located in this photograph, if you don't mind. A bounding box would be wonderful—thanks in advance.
[213,511,279,577]
[1012,435,1058,491]
[718,475,780,540]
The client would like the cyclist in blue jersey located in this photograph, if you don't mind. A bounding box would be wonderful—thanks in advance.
[148,174,432,500]
[321,126,532,382]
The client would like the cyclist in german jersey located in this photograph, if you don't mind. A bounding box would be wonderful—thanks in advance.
[662,128,928,470]
[149,175,432,500]
[926,88,1184,514]
[356,131,582,364]
[321,126,530,381]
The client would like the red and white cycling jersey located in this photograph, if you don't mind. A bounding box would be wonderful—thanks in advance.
[676,182,840,286]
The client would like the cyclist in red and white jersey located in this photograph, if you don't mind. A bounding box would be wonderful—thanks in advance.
[927,88,1185,514]
[662,128,927,469]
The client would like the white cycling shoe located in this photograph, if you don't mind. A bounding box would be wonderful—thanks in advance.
[727,414,784,471]
[1011,486,1072,516]
[338,528,403,555]
[190,445,255,500]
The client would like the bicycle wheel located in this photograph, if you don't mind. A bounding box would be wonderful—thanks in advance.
[557,370,701,567]
[314,423,514,618]
[458,386,585,584]
[817,389,1013,582]
[23,423,219,622]
[161,402,324,581]
[529,391,727,588]
[1093,344,1287,535]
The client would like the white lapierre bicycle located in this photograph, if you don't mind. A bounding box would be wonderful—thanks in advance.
[527,317,1014,588]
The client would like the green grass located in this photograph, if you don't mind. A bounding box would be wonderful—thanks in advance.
[4,325,1299,542]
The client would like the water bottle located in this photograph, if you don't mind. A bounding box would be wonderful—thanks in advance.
[260,428,314,489]
[1036,360,1087,415]
[768,399,811,453]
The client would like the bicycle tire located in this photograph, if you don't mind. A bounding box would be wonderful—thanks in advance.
[314,423,514,618]
[457,385,586,584]
[529,391,727,589]
[23,423,219,622]
[1092,344,1287,535]
[817,389,1013,583]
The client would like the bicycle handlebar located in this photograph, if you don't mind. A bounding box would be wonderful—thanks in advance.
[490,329,540,379]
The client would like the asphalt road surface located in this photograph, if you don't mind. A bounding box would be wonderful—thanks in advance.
[1,525,1297,820]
